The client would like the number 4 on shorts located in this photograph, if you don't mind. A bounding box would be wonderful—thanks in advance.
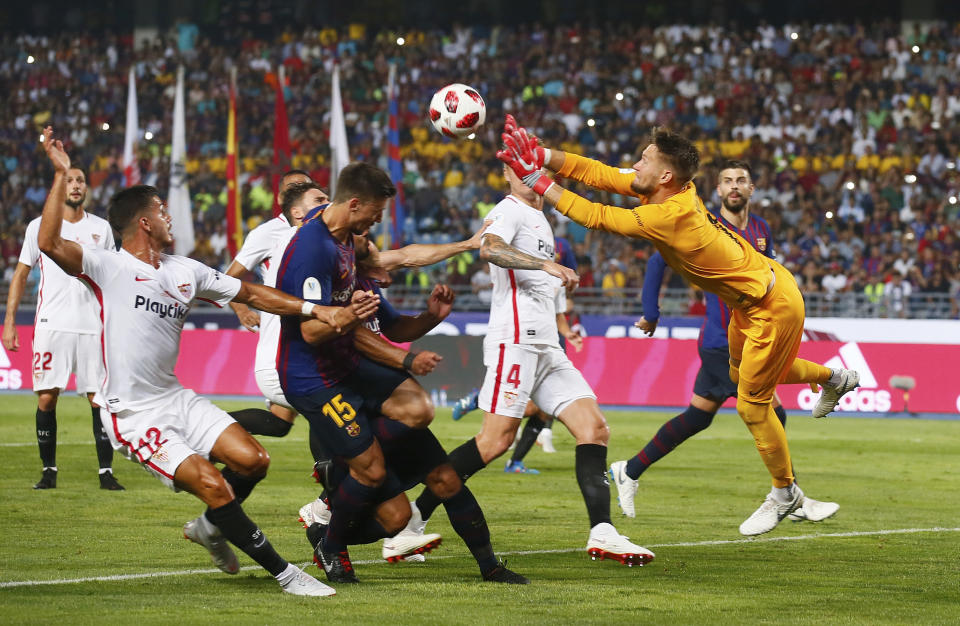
[506,364,521,389]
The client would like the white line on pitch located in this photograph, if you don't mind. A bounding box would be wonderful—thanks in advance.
[2,526,958,589]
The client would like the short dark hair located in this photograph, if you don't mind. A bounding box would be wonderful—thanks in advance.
[651,127,700,185]
[281,169,312,183]
[332,162,396,203]
[108,185,160,235]
[280,181,323,220]
[720,159,753,179]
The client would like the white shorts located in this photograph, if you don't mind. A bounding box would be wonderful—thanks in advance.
[255,368,294,411]
[101,388,236,491]
[31,329,102,394]
[478,343,596,419]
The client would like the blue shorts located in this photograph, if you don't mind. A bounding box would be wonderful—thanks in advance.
[692,345,738,401]
[287,358,410,460]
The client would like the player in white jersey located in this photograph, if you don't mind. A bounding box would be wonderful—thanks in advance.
[2,166,124,491]
[35,127,342,596]
[405,165,655,566]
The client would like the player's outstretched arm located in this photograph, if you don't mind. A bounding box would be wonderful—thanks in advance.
[233,281,343,334]
[225,260,261,332]
[36,127,84,276]
[480,234,579,288]
[382,284,454,342]
[636,250,666,336]
[366,219,492,272]
[353,326,442,375]
[1,263,31,351]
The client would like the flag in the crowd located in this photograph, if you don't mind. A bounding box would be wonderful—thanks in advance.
[386,63,406,247]
[122,66,140,186]
[271,65,292,217]
[169,65,194,256]
[226,67,243,257]
[329,63,350,197]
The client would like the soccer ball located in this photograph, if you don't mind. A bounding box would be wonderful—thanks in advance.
[428,83,486,139]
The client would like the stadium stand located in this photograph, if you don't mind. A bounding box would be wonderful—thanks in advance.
[1,21,958,318]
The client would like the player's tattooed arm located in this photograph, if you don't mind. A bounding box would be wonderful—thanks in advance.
[480,234,548,270]
[481,234,580,288]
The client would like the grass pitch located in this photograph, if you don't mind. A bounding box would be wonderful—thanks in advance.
[1,393,958,624]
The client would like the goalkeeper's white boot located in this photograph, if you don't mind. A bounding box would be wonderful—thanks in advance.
[788,496,839,522]
[812,369,860,418]
[608,460,638,518]
[586,522,654,566]
[740,483,804,536]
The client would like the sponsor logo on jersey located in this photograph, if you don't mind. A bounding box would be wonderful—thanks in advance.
[134,295,188,320]
[536,239,555,256]
[331,287,353,304]
[796,342,890,412]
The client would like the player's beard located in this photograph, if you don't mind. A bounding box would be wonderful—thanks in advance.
[630,178,654,196]
[65,193,86,209]
[721,194,748,213]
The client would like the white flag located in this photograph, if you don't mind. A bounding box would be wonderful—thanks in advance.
[169,65,194,256]
[122,66,140,186]
[329,64,350,197]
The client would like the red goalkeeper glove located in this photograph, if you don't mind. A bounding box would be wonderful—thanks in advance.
[503,114,548,169]
[496,129,555,195]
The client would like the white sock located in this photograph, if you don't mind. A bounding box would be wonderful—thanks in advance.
[275,562,298,585]
[771,484,795,504]
[98,468,112,475]
[42,466,58,472]
[827,368,844,386]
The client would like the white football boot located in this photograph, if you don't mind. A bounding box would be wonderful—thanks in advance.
[608,460,639,518]
[278,565,337,597]
[812,369,860,418]
[788,496,839,522]
[382,503,439,563]
[298,497,332,529]
[183,515,240,574]
[585,522,655,566]
[739,483,804,536]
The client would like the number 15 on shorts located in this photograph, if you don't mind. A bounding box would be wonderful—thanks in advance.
[322,394,356,427]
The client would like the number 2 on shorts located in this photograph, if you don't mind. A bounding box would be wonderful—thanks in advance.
[322,393,357,427]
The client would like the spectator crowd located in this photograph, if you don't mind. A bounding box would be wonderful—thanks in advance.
[2,19,959,318]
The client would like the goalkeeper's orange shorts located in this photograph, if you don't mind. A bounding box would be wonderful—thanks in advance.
[728,260,805,404]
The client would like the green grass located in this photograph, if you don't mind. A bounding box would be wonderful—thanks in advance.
[1,393,959,625]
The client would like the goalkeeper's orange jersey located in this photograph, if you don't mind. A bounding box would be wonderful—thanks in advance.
[555,152,774,310]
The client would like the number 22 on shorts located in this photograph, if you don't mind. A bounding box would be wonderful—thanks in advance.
[322,393,356,427]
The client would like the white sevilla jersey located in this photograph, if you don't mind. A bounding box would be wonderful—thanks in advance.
[19,213,115,334]
[78,247,241,411]
[255,226,296,373]
[483,195,565,349]
[233,215,291,276]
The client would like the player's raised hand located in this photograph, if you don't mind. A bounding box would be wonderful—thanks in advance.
[466,219,494,249]
[634,316,658,337]
[544,260,579,290]
[427,284,455,320]
[347,289,380,321]
[409,350,443,375]
[497,130,554,195]
[41,126,70,173]
[504,115,546,169]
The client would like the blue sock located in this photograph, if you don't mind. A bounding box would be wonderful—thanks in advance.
[324,475,379,553]
[442,486,497,574]
[625,405,715,480]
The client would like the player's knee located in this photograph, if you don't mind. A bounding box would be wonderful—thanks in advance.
[395,393,435,429]
[231,442,271,477]
[380,503,411,535]
[425,464,461,500]
[736,398,765,426]
[354,463,387,487]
